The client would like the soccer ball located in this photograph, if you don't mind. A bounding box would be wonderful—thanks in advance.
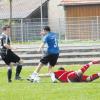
[33,76,40,83]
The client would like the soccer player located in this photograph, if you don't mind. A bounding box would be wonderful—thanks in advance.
[0,25,23,82]
[38,60,100,83]
[28,26,59,82]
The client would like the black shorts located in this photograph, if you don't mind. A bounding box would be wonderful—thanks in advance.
[40,53,59,66]
[1,50,20,65]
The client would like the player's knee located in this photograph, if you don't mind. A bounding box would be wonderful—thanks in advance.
[75,70,83,76]
[19,59,23,64]
[16,61,22,68]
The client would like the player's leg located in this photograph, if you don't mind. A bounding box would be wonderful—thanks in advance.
[7,65,12,82]
[67,60,100,82]
[9,50,23,80]
[47,66,57,83]
[76,62,93,76]
[39,73,51,77]
[15,61,22,80]
[27,63,44,82]
[38,72,57,83]
[48,54,59,73]
[27,55,49,82]
[75,60,100,77]
[2,53,12,82]
[48,64,54,73]
[86,73,100,82]
[34,62,44,73]
[34,54,49,73]
[48,54,59,82]
[67,63,89,82]
[92,60,100,64]
[48,64,57,83]
[28,62,43,82]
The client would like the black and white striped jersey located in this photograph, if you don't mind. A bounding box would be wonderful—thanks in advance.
[0,33,10,54]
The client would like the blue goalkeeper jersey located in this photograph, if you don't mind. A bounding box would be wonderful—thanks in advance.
[43,32,59,54]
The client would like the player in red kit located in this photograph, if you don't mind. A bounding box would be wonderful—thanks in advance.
[38,60,100,83]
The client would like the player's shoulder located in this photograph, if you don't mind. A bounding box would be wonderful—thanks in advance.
[1,33,6,38]
[0,34,5,39]
[48,32,57,38]
[50,32,57,35]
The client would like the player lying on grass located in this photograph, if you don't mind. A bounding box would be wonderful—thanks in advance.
[28,60,100,83]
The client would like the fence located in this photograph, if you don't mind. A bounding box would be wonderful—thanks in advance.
[66,16,100,41]
[0,16,100,43]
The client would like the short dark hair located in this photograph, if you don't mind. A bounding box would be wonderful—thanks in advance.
[58,67,65,70]
[43,26,51,32]
[2,25,10,31]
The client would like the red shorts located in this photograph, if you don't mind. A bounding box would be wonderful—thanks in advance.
[67,72,80,82]
[67,72,89,82]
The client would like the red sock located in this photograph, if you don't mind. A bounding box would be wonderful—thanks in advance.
[92,60,100,64]
[81,64,90,73]
[90,74,99,81]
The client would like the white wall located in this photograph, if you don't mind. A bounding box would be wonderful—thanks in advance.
[48,0,65,19]
[48,0,66,39]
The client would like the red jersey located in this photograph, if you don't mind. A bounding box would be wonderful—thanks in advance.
[54,70,74,82]
[54,70,89,82]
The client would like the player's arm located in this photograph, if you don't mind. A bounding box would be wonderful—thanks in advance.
[37,42,45,52]
[3,37,13,50]
[4,43,17,50]
[38,73,50,77]
[3,38,16,50]
[4,44,13,50]
[37,34,47,52]
[39,72,57,83]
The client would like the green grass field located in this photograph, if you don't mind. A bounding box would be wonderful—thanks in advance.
[0,65,100,100]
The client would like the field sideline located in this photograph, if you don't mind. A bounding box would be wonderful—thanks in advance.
[0,65,100,100]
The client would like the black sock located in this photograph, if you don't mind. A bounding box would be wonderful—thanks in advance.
[7,69,12,81]
[15,64,22,77]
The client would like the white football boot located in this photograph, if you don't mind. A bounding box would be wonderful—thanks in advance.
[49,72,57,83]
